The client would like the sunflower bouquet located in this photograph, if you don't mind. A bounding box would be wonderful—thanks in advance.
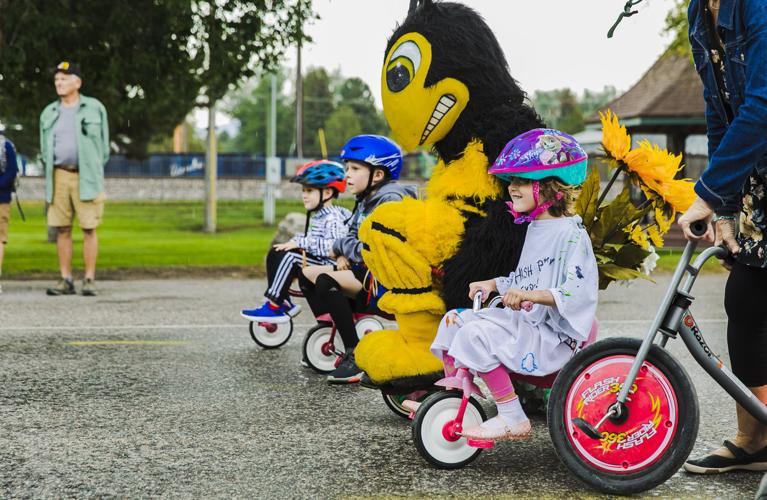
[577,110,697,289]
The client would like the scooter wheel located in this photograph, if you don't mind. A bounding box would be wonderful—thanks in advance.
[302,322,344,374]
[412,391,487,469]
[548,337,699,495]
[249,319,293,349]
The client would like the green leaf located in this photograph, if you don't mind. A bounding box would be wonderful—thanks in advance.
[613,243,650,269]
[589,187,652,246]
[598,263,654,290]
[576,167,601,227]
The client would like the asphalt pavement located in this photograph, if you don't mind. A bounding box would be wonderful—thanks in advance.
[0,275,762,498]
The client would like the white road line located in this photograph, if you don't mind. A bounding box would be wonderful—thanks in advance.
[0,323,317,332]
[0,319,727,332]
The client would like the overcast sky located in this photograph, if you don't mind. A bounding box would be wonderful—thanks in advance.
[292,0,675,105]
[203,0,677,129]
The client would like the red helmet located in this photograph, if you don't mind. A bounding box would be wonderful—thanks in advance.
[291,160,347,193]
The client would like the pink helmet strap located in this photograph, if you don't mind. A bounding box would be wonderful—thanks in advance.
[507,181,564,224]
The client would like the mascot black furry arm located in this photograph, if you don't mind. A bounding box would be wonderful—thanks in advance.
[356,0,545,388]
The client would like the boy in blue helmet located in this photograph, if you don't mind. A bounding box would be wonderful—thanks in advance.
[241,160,351,323]
[300,135,417,383]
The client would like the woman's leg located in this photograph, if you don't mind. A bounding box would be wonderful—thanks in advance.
[724,263,767,454]
[687,262,767,471]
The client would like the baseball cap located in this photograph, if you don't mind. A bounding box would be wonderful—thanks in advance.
[54,61,82,79]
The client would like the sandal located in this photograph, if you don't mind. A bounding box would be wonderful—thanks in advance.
[683,440,767,474]
[461,416,532,442]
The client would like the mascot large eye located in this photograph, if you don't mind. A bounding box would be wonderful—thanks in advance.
[385,40,421,93]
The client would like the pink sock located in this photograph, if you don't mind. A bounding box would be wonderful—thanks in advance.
[443,353,458,377]
[479,365,516,401]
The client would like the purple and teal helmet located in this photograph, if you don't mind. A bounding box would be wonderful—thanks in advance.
[488,129,588,186]
[339,134,403,180]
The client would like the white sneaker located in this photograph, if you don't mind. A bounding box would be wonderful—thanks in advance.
[284,301,302,317]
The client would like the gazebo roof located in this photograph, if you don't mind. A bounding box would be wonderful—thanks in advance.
[586,53,707,134]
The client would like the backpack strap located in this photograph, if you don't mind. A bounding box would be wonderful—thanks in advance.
[0,136,6,174]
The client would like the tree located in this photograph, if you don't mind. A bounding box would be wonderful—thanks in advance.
[663,0,690,57]
[335,77,388,136]
[554,88,584,134]
[147,121,207,153]
[324,106,362,155]
[0,0,313,157]
[302,67,334,157]
[532,88,584,133]
[580,86,618,118]
[222,71,296,156]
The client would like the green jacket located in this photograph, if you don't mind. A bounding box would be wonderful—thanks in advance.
[39,94,109,202]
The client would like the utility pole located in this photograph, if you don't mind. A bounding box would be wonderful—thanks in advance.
[204,101,217,233]
[295,38,303,158]
[264,74,279,225]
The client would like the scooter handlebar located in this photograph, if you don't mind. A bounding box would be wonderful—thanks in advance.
[472,291,484,312]
[690,220,708,237]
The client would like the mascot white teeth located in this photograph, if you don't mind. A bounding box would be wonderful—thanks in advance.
[356,0,545,390]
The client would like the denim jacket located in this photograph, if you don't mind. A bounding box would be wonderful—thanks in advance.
[688,0,767,213]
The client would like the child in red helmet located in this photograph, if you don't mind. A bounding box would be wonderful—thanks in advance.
[241,160,350,324]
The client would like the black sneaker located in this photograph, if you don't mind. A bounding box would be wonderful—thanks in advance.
[683,440,767,474]
[327,350,363,384]
[46,278,76,296]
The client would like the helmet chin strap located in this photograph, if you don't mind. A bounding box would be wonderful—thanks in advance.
[506,180,564,224]
[304,189,325,236]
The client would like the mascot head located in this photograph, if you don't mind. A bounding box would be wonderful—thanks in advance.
[382,0,543,163]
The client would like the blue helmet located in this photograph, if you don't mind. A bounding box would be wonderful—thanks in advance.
[291,160,347,193]
[339,134,403,180]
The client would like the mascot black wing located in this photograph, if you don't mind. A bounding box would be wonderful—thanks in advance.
[356,0,545,388]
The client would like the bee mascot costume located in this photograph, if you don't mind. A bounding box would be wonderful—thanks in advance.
[357,0,546,389]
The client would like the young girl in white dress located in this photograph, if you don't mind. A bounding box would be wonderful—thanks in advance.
[430,128,598,441]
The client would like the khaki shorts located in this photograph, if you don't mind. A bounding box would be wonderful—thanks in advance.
[0,202,10,244]
[47,169,106,229]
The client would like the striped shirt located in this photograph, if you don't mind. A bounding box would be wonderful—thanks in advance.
[292,205,351,263]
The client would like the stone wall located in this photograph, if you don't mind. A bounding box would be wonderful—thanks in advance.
[18,177,427,201]
[18,177,301,201]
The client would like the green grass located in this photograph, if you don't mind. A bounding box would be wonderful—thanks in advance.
[655,247,727,274]
[2,199,725,278]
[3,200,355,278]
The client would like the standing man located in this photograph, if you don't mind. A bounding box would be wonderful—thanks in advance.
[40,62,109,296]
[0,126,20,294]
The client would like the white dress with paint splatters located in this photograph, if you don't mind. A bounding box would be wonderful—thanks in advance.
[430,216,598,376]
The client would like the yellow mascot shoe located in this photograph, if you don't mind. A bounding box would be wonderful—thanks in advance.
[355,311,444,385]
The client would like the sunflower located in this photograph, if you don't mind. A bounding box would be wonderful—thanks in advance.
[655,206,673,234]
[600,110,631,161]
[626,223,650,250]
[648,225,664,248]
[624,140,683,192]
[655,178,697,213]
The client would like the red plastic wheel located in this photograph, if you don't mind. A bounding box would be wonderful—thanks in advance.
[564,355,679,474]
